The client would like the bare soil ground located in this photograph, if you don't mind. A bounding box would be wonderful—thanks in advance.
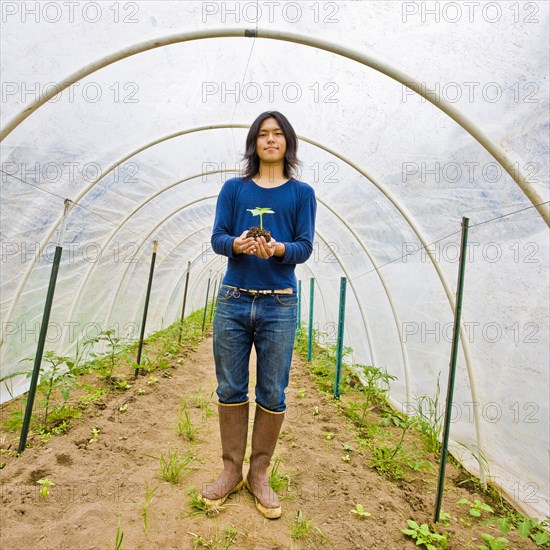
[0,331,540,549]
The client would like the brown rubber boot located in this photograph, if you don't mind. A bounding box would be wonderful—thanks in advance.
[246,404,285,519]
[201,401,249,506]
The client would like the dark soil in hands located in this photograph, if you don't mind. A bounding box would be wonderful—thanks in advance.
[246,226,271,242]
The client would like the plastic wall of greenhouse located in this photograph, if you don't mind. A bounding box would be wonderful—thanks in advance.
[0,1,548,520]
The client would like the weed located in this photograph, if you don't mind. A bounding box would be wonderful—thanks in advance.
[113,514,124,550]
[186,486,228,518]
[290,510,325,541]
[402,519,448,549]
[158,449,194,484]
[414,376,444,454]
[177,407,198,441]
[141,482,159,534]
[189,524,239,549]
[268,458,291,495]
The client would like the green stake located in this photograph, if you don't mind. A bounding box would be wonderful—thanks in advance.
[434,217,469,523]
[334,277,347,399]
[307,277,315,361]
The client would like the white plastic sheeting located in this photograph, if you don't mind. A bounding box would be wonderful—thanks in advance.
[1,1,548,519]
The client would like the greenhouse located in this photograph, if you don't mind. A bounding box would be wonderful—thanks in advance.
[1,1,548,548]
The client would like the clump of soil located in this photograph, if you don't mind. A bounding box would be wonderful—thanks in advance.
[246,226,271,242]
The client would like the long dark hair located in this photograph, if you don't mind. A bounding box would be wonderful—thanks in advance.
[242,111,300,180]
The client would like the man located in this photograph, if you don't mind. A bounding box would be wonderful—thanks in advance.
[201,111,317,519]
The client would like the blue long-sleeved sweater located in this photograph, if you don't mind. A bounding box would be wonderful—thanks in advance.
[211,177,317,291]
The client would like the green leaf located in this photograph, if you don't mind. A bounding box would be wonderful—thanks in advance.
[471,509,481,517]
[517,519,531,538]
[533,531,550,545]
[496,517,512,534]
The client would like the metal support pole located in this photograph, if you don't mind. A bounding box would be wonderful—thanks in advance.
[18,199,73,454]
[334,277,347,399]
[201,271,212,332]
[209,277,219,321]
[297,280,302,340]
[178,261,191,345]
[134,240,158,378]
[307,277,314,361]
[434,217,469,523]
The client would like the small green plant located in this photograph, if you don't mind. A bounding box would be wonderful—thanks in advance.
[323,432,333,441]
[297,389,306,398]
[158,449,193,484]
[402,519,448,549]
[37,478,54,497]
[187,486,226,518]
[141,482,159,534]
[177,407,198,441]
[246,207,274,231]
[436,511,452,527]
[88,427,100,444]
[350,503,371,519]
[457,498,494,517]
[354,363,397,407]
[113,514,124,550]
[268,458,291,494]
[342,454,350,463]
[478,533,510,550]
[486,514,550,546]
[290,510,325,540]
[414,376,444,454]
[189,524,239,549]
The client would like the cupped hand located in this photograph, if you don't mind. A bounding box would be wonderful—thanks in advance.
[253,236,277,259]
[233,230,257,255]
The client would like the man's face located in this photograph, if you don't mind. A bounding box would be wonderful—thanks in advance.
[256,117,287,164]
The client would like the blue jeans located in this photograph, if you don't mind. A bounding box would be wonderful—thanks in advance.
[213,284,298,413]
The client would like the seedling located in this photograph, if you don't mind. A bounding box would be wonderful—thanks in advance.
[350,503,371,519]
[246,207,275,242]
[189,524,239,548]
[88,427,100,444]
[177,407,198,441]
[268,458,291,494]
[297,389,306,398]
[187,486,226,518]
[323,432,333,441]
[342,443,353,452]
[478,533,510,550]
[141,482,159,534]
[158,449,193,484]
[291,510,325,540]
[37,478,54,498]
[402,519,448,549]
[436,511,452,527]
[457,498,494,517]
[113,514,124,550]
[342,454,350,463]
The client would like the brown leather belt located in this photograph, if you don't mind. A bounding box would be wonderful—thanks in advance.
[223,284,293,295]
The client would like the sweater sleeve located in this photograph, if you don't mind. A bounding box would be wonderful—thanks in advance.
[275,186,317,265]
[211,180,239,260]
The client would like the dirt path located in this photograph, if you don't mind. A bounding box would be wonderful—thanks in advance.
[0,334,538,549]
